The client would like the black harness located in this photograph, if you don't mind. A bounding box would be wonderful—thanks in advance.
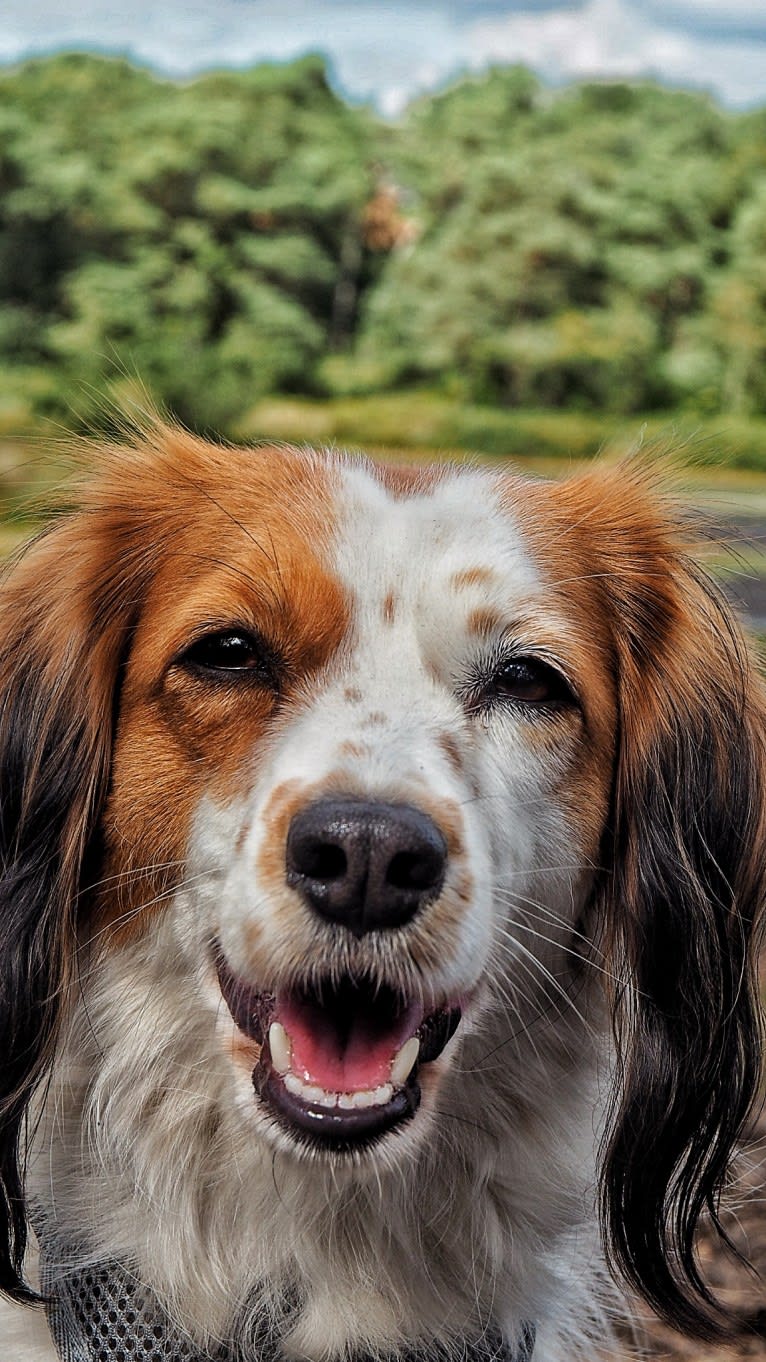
[38,1248,535,1362]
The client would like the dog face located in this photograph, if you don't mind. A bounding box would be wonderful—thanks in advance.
[99,446,616,1164]
[0,422,762,1347]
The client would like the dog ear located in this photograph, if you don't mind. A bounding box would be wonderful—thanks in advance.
[0,416,247,1302]
[0,508,142,1302]
[580,469,766,1337]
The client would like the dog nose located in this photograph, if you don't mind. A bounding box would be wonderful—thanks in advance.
[285,798,448,934]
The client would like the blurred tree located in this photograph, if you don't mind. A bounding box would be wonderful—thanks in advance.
[0,54,765,428]
[664,178,766,414]
[358,76,759,412]
[0,53,375,427]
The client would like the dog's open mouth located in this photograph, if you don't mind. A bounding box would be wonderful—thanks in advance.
[214,947,461,1148]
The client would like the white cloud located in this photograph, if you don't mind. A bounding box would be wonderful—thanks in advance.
[462,0,766,106]
[0,0,764,109]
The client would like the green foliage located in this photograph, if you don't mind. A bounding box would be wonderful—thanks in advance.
[0,53,766,438]
[0,52,374,428]
[358,75,763,414]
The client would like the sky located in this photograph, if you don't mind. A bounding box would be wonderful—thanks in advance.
[1,0,765,113]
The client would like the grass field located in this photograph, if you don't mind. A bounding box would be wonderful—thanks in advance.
[238,391,766,473]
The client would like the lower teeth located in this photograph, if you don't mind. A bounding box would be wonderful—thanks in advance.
[283,1070,395,1110]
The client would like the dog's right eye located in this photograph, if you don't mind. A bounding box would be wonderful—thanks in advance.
[176,629,279,685]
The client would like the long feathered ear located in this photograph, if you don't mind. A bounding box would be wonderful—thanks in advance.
[575,468,766,1337]
[0,507,143,1302]
[0,414,289,1303]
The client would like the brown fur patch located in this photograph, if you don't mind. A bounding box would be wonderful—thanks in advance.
[362,711,387,728]
[234,820,251,856]
[450,566,497,591]
[466,607,505,639]
[371,461,446,499]
[339,741,366,759]
[437,733,463,775]
[382,591,397,625]
[254,779,306,893]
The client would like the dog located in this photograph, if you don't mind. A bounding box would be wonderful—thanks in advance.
[0,419,763,1362]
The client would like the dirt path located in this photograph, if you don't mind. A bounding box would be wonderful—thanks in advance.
[714,514,766,632]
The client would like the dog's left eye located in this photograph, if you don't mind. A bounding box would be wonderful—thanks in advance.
[471,656,575,712]
[177,629,278,684]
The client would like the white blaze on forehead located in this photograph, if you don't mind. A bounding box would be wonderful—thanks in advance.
[333,463,540,674]
[253,459,546,808]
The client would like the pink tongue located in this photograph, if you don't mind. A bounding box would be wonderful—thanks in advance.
[277,995,423,1092]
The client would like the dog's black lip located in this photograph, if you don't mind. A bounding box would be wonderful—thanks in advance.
[418,1004,462,1062]
[214,942,273,1043]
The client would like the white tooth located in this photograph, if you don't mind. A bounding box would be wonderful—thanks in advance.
[269,1022,292,1076]
[283,1068,338,1107]
[336,1084,393,1109]
[351,1089,376,1108]
[390,1036,420,1087]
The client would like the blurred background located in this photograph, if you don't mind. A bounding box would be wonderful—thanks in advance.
[0,3,764,1355]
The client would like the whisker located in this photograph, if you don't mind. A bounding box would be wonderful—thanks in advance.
[492,887,605,955]
[493,915,619,986]
[78,870,218,954]
[490,931,594,1034]
[79,859,189,897]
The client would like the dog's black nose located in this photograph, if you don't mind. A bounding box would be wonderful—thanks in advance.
[285,798,448,934]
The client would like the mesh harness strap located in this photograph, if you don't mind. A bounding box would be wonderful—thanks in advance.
[38,1234,535,1362]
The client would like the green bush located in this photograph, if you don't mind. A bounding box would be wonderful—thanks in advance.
[1,55,766,442]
